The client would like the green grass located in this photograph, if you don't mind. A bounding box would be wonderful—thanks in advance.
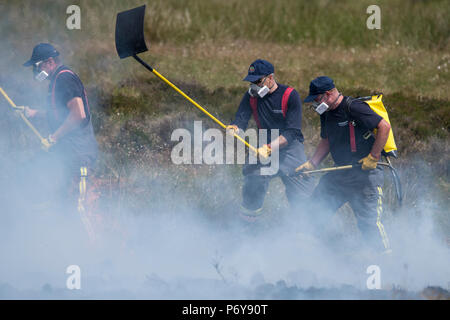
[2,0,449,55]
[0,0,449,237]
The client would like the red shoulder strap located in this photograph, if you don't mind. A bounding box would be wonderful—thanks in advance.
[349,121,357,153]
[281,87,294,117]
[249,96,262,129]
[345,98,357,153]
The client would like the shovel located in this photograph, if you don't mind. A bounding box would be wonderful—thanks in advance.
[115,5,259,156]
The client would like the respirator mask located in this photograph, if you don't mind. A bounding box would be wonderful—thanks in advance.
[33,60,49,82]
[248,76,270,98]
[311,93,342,115]
[311,100,329,115]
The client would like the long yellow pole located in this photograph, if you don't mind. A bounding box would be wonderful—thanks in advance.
[297,165,353,174]
[151,69,259,156]
[0,86,46,141]
[298,163,391,174]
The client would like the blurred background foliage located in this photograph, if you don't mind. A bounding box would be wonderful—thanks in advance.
[0,0,448,237]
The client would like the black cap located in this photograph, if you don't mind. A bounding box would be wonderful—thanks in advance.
[243,59,274,82]
[23,43,59,67]
[304,76,335,102]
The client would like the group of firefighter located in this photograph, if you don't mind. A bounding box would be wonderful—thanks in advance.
[16,43,393,254]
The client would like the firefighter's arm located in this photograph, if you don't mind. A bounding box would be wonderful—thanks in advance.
[270,127,302,152]
[295,138,329,172]
[51,97,86,142]
[256,135,287,158]
[310,138,330,167]
[369,119,390,160]
[269,134,288,151]
[359,119,390,170]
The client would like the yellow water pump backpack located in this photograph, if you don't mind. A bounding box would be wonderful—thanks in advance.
[346,94,398,158]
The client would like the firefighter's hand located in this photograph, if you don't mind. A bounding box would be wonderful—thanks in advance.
[295,160,316,175]
[226,124,239,136]
[23,106,37,118]
[257,144,271,158]
[41,135,56,152]
[358,153,379,170]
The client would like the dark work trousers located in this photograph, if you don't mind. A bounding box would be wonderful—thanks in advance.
[241,139,314,212]
[310,167,391,253]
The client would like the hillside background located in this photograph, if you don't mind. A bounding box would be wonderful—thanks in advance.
[0,0,449,239]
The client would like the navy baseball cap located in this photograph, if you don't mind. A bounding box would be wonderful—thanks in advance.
[304,76,335,102]
[23,43,59,67]
[243,59,274,82]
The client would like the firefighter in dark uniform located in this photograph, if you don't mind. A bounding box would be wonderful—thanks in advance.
[297,76,392,253]
[22,43,99,240]
[227,59,313,218]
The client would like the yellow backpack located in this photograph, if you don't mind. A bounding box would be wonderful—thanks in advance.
[347,94,398,158]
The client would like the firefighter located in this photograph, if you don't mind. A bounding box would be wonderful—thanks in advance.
[22,43,99,239]
[298,76,391,254]
[227,59,313,219]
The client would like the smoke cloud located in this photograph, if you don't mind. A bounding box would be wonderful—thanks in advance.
[0,0,448,301]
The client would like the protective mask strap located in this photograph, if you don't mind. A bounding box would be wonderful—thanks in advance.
[331,93,342,108]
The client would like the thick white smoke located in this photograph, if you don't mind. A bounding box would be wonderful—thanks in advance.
[0,159,449,299]
[0,1,448,300]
